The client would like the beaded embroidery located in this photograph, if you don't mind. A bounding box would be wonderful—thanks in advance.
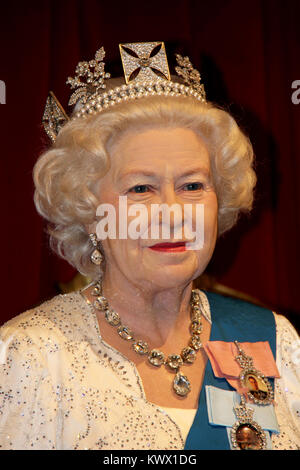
[0,290,299,449]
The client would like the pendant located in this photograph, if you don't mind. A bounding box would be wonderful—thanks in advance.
[231,397,267,450]
[234,341,273,405]
[173,372,191,396]
[239,368,274,405]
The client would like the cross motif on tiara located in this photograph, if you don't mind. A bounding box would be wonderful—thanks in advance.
[119,42,171,84]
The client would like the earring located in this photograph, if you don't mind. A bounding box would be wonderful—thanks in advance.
[89,233,103,265]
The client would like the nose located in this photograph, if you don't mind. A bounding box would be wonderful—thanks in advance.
[154,184,184,238]
[160,183,180,206]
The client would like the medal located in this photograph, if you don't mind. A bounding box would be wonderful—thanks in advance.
[231,395,267,450]
[234,341,274,405]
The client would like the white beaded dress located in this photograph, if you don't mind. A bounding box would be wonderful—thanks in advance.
[0,289,299,450]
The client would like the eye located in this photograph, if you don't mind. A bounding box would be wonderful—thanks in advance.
[183,182,204,191]
[128,184,150,193]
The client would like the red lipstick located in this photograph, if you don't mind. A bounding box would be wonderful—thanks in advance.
[149,242,186,252]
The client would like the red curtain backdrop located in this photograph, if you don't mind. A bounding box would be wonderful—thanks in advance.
[1,0,299,330]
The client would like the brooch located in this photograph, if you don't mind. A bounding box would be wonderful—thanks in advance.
[231,395,267,450]
[234,341,274,405]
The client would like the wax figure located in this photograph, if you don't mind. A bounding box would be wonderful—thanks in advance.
[0,42,299,450]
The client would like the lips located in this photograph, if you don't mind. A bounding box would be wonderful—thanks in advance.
[148,242,187,252]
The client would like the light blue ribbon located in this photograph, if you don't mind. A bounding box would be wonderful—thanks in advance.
[205,385,280,432]
[205,385,279,449]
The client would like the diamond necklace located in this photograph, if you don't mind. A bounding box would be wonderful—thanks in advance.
[89,280,203,397]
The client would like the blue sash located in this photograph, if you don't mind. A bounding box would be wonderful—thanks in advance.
[184,291,276,450]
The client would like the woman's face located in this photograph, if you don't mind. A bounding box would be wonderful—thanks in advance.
[94,127,218,292]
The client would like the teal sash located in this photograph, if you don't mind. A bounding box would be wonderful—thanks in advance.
[184,291,276,450]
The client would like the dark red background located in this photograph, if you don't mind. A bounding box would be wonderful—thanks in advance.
[1,0,299,330]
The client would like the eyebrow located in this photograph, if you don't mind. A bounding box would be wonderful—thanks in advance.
[117,167,210,181]
[178,168,210,178]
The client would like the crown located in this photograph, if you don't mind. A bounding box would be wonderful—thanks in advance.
[42,42,206,142]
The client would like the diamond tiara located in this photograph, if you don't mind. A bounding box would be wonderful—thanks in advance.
[42,42,206,142]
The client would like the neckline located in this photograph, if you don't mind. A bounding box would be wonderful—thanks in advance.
[76,287,213,445]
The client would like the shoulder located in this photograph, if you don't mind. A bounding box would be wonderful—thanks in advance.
[200,290,299,351]
[202,290,275,330]
[0,291,89,351]
[274,312,299,340]
[271,313,300,448]
[203,290,272,313]
[273,312,300,367]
